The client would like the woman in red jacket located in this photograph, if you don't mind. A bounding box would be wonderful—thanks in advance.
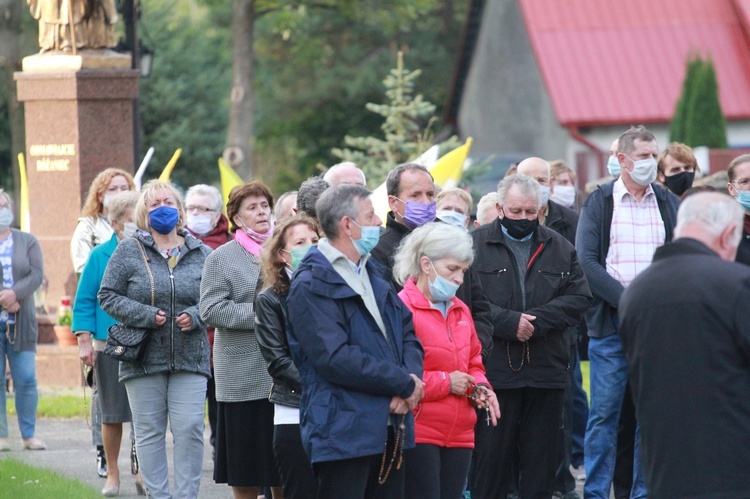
[394,222,500,498]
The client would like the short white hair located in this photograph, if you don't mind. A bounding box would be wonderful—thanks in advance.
[675,192,743,246]
[497,174,542,210]
[323,162,366,186]
[393,222,474,285]
[185,184,223,213]
[476,192,499,225]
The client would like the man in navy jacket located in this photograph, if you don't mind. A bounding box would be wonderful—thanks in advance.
[287,184,424,499]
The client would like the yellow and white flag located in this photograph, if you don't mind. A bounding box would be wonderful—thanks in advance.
[17,153,30,232]
[158,149,182,182]
[218,158,245,210]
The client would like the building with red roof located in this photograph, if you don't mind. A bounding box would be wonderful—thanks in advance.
[446,0,750,185]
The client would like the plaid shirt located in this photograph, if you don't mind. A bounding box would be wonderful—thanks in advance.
[606,179,665,287]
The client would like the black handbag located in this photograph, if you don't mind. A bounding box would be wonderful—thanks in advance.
[104,240,155,363]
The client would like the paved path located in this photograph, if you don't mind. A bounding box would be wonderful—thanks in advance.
[0,417,232,498]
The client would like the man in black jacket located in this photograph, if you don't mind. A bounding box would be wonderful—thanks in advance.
[471,174,591,499]
[619,192,750,498]
[371,163,494,361]
[517,157,584,499]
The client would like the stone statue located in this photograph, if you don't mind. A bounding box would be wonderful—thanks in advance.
[27,0,119,53]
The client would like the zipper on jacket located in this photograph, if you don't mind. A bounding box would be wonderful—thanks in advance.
[496,268,507,277]
[168,266,176,371]
[538,270,570,279]
[446,326,453,343]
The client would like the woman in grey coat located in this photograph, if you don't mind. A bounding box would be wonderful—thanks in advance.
[99,180,211,499]
[0,190,45,452]
[200,181,282,499]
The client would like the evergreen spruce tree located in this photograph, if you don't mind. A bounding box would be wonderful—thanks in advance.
[332,51,456,186]
[669,55,702,143]
[684,57,728,148]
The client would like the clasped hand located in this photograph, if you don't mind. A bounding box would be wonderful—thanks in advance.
[516,313,536,342]
[155,310,192,331]
[390,374,425,414]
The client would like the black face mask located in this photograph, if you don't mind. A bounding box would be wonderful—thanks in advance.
[501,215,539,240]
[664,171,695,197]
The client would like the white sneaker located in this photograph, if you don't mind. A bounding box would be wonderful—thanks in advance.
[23,437,46,450]
[0,438,10,451]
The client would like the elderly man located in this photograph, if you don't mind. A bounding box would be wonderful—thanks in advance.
[274,190,297,221]
[472,174,591,499]
[296,176,330,220]
[619,192,750,498]
[517,157,584,499]
[577,126,680,499]
[372,163,494,362]
[656,142,697,197]
[287,184,424,498]
[323,162,367,186]
[473,192,499,228]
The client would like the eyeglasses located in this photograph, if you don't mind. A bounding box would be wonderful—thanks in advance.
[185,206,215,214]
[733,179,750,190]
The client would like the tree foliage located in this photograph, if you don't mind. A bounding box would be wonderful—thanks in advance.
[670,54,728,148]
[332,51,449,186]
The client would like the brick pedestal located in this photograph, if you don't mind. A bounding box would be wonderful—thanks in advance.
[15,61,138,313]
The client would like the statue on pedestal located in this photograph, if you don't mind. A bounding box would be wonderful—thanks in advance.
[27,0,119,53]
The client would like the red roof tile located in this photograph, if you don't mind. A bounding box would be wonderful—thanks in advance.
[519,0,750,126]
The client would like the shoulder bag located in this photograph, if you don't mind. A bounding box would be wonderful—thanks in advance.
[104,240,155,363]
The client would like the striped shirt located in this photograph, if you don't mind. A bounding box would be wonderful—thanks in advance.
[606,179,665,287]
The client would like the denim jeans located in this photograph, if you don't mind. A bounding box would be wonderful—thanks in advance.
[0,328,39,440]
[125,372,207,499]
[571,347,589,468]
[584,334,646,499]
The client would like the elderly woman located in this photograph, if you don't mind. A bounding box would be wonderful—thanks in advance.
[99,180,211,499]
[393,222,500,499]
[71,167,134,478]
[256,214,320,499]
[0,190,44,452]
[73,190,144,497]
[184,183,232,457]
[200,181,282,499]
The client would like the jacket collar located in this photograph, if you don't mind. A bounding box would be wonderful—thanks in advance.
[596,178,672,203]
[386,211,413,236]
[400,278,457,312]
[653,237,720,262]
[299,246,390,302]
[102,233,119,257]
[545,200,565,228]
[485,217,552,246]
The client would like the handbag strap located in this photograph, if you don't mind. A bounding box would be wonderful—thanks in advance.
[135,240,155,307]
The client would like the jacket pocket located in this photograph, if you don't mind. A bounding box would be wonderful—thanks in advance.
[475,267,514,308]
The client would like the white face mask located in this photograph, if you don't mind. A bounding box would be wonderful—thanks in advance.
[627,157,658,186]
[187,214,214,236]
[121,222,138,240]
[551,185,576,209]
[103,194,113,208]
[0,208,13,230]
[539,185,551,206]
[436,209,468,229]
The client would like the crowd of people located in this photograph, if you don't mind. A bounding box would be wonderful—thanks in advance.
[3,125,750,499]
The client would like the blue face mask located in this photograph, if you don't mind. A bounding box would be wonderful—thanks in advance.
[428,260,460,302]
[149,205,179,235]
[607,155,621,177]
[284,244,313,272]
[436,209,468,229]
[737,190,750,211]
[350,220,381,256]
[0,208,13,230]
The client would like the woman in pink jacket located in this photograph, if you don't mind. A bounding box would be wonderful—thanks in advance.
[394,222,500,498]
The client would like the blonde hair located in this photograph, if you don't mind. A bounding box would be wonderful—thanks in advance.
[80,168,135,218]
[436,188,473,214]
[134,180,186,233]
[108,191,140,224]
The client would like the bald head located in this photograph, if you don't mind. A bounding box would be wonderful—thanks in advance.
[324,162,366,186]
[517,157,551,186]
[674,192,743,261]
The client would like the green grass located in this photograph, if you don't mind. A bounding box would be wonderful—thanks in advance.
[0,459,100,498]
[7,389,88,419]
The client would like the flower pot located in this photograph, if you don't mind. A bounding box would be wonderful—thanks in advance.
[53,325,77,347]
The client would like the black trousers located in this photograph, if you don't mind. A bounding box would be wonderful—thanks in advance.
[474,387,565,499]
[404,444,472,499]
[206,370,217,449]
[273,423,317,499]
[554,345,578,494]
[313,428,405,499]
[614,383,636,499]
